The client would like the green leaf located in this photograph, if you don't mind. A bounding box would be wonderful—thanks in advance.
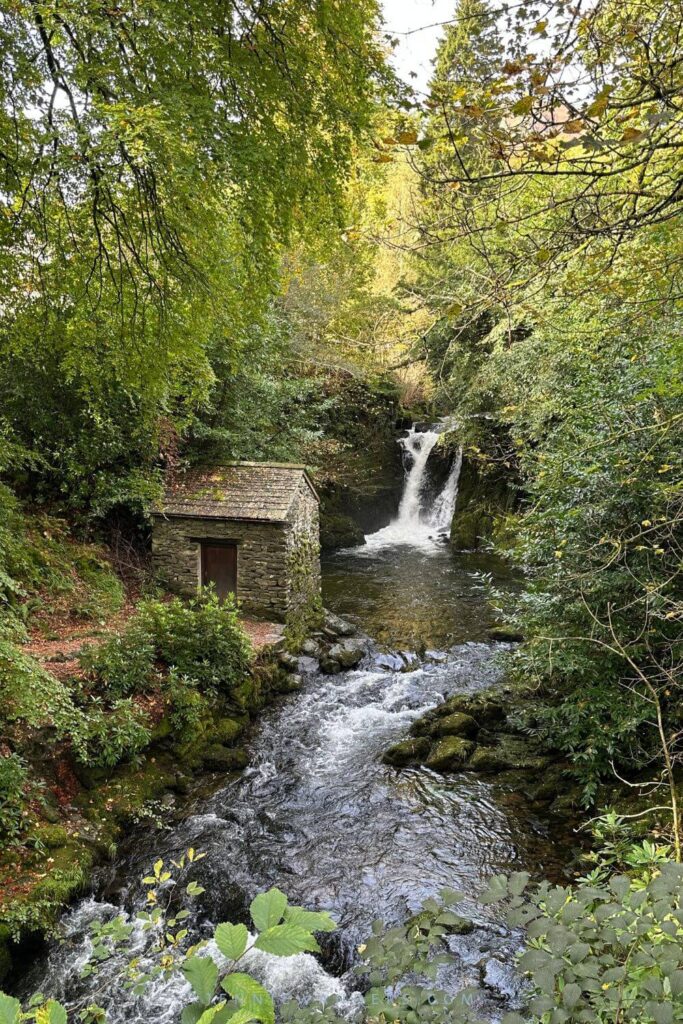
[182,1005,207,1024]
[181,956,218,1004]
[196,1005,228,1024]
[480,875,508,904]
[512,96,533,116]
[562,982,582,1009]
[253,923,320,956]
[250,889,288,932]
[0,994,20,1024]
[222,973,275,1024]
[215,922,249,961]
[284,907,336,933]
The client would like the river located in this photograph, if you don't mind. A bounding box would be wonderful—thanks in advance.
[19,426,574,1022]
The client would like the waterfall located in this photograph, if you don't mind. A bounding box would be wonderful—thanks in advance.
[363,425,462,551]
[428,446,463,532]
[395,427,441,527]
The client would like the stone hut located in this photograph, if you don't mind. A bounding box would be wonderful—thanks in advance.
[152,462,321,626]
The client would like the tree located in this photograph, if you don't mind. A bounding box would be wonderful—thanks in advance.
[0,0,390,512]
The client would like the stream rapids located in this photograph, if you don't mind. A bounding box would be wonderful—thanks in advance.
[20,425,573,1022]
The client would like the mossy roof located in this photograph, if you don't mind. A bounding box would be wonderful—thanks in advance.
[154,462,318,523]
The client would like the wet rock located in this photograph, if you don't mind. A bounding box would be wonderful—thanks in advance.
[172,772,192,795]
[202,744,249,771]
[323,610,357,637]
[301,639,321,657]
[382,737,431,767]
[399,651,421,672]
[468,736,549,774]
[373,652,405,672]
[431,712,479,739]
[437,693,506,728]
[279,673,303,694]
[321,638,366,673]
[320,513,365,552]
[297,655,319,674]
[278,651,300,672]
[319,654,341,674]
[426,737,476,772]
[425,649,448,663]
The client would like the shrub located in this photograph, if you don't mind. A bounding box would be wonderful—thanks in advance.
[164,669,207,736]
[0,753,28,845]
[80,624,157,697]
[72,698,152,769]
[0,639,82,739]
[489,857,683,1024]
[137,592,252,693]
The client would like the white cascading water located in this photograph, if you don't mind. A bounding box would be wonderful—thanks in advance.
[364,425,462,550]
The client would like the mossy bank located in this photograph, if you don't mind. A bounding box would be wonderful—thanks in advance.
[0,651,295,984]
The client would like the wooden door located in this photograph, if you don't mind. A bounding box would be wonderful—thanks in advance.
[201,543,237,601]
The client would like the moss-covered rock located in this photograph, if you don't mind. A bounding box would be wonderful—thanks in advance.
[213,716,247,745]
[450,456,519,551]
[488,626,524,643]
[431,712,479,739]
[382,737,431,767]
[436,692,507,728]
[320,513,365,552]
[202,744,249,771]
[426,737,476,772]
[468,736,550,774]
[34,825,70,849]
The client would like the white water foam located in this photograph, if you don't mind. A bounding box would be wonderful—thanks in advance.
[364,426,462,551]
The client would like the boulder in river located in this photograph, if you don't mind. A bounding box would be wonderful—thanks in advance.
[373,651,405,672]
[323,609,357,637]
[426,736,476,772]
[382,737,431,767]
[320,637,367,673]
[435,692,507,728]
[431,712,479,739]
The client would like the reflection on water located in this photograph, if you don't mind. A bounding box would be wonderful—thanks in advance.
[323,544,516,649]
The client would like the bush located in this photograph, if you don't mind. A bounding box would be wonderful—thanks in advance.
[164,669,206,736]
[80,624,157,697]
[0,753,28,845]
[81,592,252,700]
[72,698,152,769]
[137,592,252,693]
[0,639,82,739]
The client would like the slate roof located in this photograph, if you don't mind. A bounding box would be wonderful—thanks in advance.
[154,462,318,523]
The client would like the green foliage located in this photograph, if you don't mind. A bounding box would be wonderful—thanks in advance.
[83,592,251,700]
[80,626,157,698]
[0,0,390,520]
[487,861,683,1024]
[0,754,28,846]
[136,593,252,696]
[3,851,683,1024]
[392,0,683,833]
[0,640,82,740]
[72,699,152,770]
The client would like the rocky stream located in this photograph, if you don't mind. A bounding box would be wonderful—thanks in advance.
[18,424,577,1022]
